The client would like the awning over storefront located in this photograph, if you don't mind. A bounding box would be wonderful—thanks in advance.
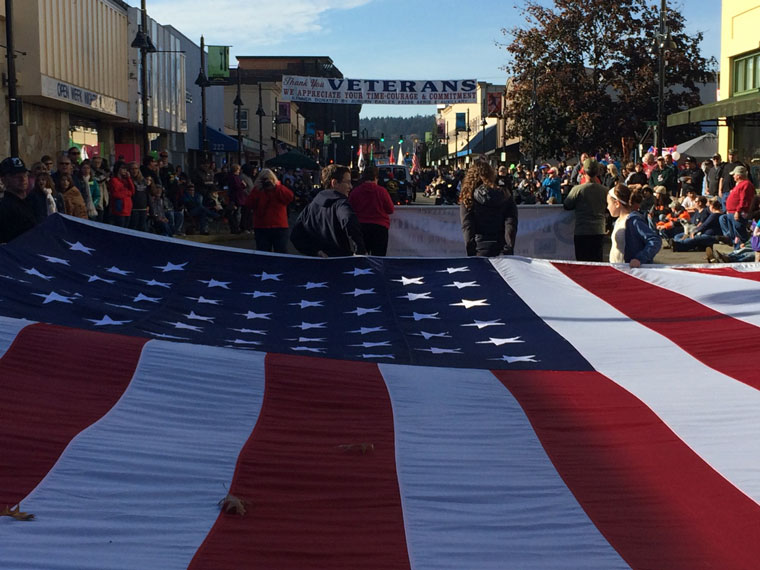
[199,124,240,152]
[668,91,760,126]
[456,125,497,157]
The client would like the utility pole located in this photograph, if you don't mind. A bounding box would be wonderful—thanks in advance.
[199,36,208,156]
[3,0,19,156]
[256,82,265,167]
[140,0,149,156]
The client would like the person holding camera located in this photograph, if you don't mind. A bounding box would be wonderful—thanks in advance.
[244,168,294,253]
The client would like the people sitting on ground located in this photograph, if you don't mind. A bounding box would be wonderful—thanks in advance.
[657,203,691,241]
[648,186,672,229]
[672,198,724,252]
[182,183,219,235]
[459,159,518,257]
[606,183,662,267]
[639,185,655,216]
[680,187,699,215]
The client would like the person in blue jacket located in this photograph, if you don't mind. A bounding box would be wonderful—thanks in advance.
[607,184,662,267]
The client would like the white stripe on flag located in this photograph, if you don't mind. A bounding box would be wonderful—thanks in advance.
[491,258,760,502]
[625,266,760,328]
[0,316,33,358]
[379,364,627,570]
[0,340,266,570]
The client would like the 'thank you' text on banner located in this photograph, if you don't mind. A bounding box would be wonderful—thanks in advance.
[281,76,478,105]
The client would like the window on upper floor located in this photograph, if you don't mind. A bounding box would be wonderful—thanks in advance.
[733,51,760,95]
[234,108,249,131]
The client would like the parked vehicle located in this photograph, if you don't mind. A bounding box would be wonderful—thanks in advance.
[377,164,414,205]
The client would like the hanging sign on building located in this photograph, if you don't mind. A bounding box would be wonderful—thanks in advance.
[207,46,230,80]
[281,76,477,105]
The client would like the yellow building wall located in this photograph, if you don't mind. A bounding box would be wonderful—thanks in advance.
[718,0,760,156]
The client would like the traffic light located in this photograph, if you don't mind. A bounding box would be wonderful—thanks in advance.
[399,135,404,144]
[380,133,385,142]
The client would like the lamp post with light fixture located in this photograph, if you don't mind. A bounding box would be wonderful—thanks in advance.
[654,0,676,153]
[194,36,211,158]
[233,68,244,164]
[130,0,156,156]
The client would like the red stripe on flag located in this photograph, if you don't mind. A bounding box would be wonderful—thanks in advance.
[555,264,759,387]
[189,354,410,570]
[495,369,760,568]
[0,324,147,509]
[679,266,760,283]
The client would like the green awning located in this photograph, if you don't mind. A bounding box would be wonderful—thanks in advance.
[667,91,760,126]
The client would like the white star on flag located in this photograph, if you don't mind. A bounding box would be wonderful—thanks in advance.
[350,341,391,348]
[230,328,267,335]
[491,355,538,363]
[399,292,433,301]
[477,337,524,346]
[292,322,327,330]
[462,319,504,329]
[64,241,95,255]
[86,274,116,284]
[346,306,381,316]
[416,347,463,355]
[199,278,230,289]
[148,332,190,340]
[344,288,375,297]
[187,296,221,305]
[359,354,395,359]
[403,312,440,321]
[285,337,326,343]
[22,267,53,280]
[154,261,188,272]
[133,293,161,303]
[105,266,131,275]
[237,311,271,320]
[138,279,171,288]
[437,266,469,274]
[39,255,70,265]
[86,315,132,326]
[451,299,490,309]
[290,300,324,309]
[32,291,75,304]
[393,276,424,285]
[444,281,479,289]
[348,326,386,335]
[225,339,261,345]
[344,268,373,276]
[291,346,325,353]
[412,331,452,340]
[300,282,328,289]
[105,303,147,312]
[253,272,282,281]
[185,311,215,322]
[165,321,204,332]
[242,291,276,299]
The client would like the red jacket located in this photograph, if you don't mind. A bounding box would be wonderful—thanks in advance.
[348,181,395,229]
[108,175,135,217]
[725,178,755,214]
[244,183,293,228]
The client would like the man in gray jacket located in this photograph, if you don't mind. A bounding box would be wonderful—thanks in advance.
[563,158,608,262]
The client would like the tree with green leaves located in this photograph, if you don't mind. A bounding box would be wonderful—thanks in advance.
[500,0,715,161]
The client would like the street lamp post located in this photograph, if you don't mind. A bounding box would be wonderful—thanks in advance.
[194,35,211,158]
[295,127,300,149]
[256,82,265,167]
[3,0,20,156]
[233,68,244,165]
[130,0,157,157]
[480,117,487,155]
[654,0,676,153]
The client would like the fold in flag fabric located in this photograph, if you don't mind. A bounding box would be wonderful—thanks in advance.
[2,215,760,569]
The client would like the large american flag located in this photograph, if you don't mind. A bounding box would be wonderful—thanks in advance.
[1,214,760,569]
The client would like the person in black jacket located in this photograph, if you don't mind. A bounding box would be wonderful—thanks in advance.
[290,164,366,257]
[0,157,38,244]
[459,159,518,257]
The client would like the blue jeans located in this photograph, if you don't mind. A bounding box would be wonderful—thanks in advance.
[672,233,717,252]
[168,209,184,234]
[719,213,748,247]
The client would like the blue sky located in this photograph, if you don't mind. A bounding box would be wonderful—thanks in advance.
[128,0,722,118]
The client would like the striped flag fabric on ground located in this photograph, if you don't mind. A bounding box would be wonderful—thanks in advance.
[1,215,760,569]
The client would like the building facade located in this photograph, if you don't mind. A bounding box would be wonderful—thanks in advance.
[669,1,760,164]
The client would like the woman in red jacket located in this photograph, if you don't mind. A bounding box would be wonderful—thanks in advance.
[244,168,294,253]
[108,161,135,228]
[347,165,395,255]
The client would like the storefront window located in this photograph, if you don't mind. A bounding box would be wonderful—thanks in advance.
[733,51,760,95]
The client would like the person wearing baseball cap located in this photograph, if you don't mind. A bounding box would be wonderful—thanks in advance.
[719,164,755,248]
[679,155,704,197]
[0,157,38,243]
[720,148,750,205]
